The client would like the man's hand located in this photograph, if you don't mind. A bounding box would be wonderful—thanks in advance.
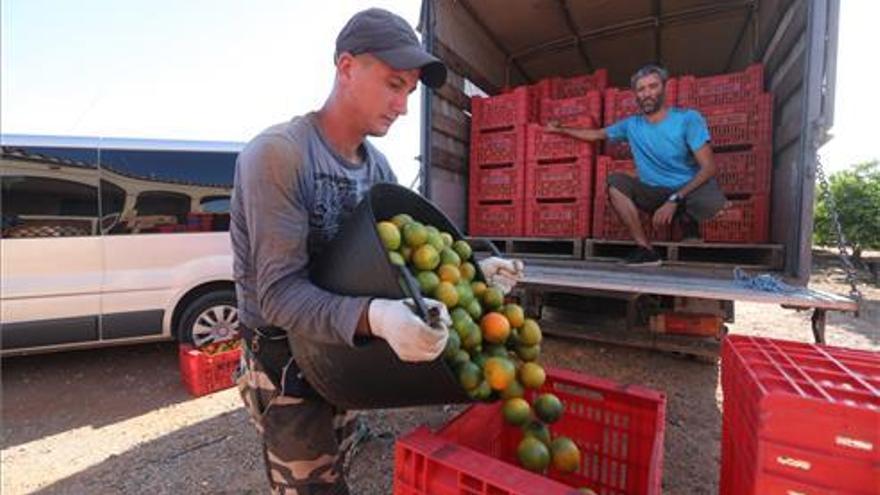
[368,298,450,362]
[653,202,678,228]
[478,257,525,295]
[545,119,564,134]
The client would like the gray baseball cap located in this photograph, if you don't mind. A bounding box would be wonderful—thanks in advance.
[335,8,447,89]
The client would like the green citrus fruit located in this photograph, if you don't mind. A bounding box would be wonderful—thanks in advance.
[440,247,461,267]
[503,304,525,328]
[457,361,482,390]
[516,344,541,362]
[402,221,428,248]
[417,271,440,295]
[502,397,532,426]
[388,251,405,266]
[519,362,546,389]
[470,352,488,369]
[377,221,401,250]
[426,231,445,251]
[451,349,470,368]
[400,246,413,262]
[485,343,508,358]
[471,281,488,298]
[519,318,542,346]
[517,436,550,473]
[453,239,473,261]
[455,282,474,308]
[465,299,483,320]
[482,286,505,310]
[522,420,551,446]
[500,379,525,399]
[533,393,564,423]
[461,322,482,350]
[468,380,492,401]
[390,213,413,229]
[440,232,454,247]
[443,330,461,360]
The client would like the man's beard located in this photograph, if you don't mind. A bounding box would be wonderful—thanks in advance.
[638,93,666,115]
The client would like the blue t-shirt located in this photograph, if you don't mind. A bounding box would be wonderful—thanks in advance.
[606,107,710,188]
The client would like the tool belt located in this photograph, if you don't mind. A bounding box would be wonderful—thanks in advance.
[240,324,317,399]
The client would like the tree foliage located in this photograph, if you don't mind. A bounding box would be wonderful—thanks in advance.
[813,160,880,259]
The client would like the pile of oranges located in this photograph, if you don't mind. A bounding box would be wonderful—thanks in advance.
[377,214,586,478]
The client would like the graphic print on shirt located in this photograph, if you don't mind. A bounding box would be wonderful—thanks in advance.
[308,171,362,256]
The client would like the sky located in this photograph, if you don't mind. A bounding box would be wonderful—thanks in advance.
[2,0,877,188]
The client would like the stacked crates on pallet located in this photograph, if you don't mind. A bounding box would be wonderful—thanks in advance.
[593,156,671,241]
[393,367,667,495]
[678,64,772,243]
[469,87,529,237]
[720,336,879,494]
[524,125,594,237]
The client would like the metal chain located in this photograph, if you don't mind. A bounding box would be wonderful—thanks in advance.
[814,152,863,301]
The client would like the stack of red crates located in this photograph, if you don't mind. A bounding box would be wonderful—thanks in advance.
[393,367,666,494]
[524,124,594,237]
[720,336,879,494]
[469,87,529,237]
[677,64,772,243]
[470,69,608,238]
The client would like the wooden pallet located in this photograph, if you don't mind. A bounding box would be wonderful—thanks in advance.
[468,237,583,259]
[584,239,785,270]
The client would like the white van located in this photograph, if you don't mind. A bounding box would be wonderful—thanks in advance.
[1,134,243,355]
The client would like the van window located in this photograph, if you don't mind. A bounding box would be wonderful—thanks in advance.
[99,148,235,234]
[1,146,100,238]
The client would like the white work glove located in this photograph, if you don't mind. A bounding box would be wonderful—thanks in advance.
[478,257,525,295]
[368,298,451,363]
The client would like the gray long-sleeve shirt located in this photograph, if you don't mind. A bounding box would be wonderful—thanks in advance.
[230,113,397,346]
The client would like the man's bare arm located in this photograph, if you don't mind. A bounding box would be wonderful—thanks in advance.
[545,121,608,142]
[677,143,717,197]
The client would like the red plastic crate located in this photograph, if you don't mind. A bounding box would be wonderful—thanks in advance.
[720,336,880,495]
[698,93,773,148]
[470,127,526,166]
[702,194,769,243]
[527,79,555,123]
[603,80,680,127]
[677,64,764,108]
[470,163,525,202]
[539,91,602,127]
[714,147,772,194]
[525,157,593,200]
[552,69,609,99]
[525,123,595,163]
[525,197,591,238]
[468,200,524,237]
[178,343,242,397]
[472,87,530,132]
[393,367,666,495]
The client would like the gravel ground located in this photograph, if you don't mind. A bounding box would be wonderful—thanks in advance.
[2,251,876,494]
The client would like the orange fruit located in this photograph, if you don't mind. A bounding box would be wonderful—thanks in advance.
[550,436,581,473]
[412,244,440,271]
[471,281,488,298]
[519,362,546,389]
[390,213,413,229]
[434,281,459,308]
[437,264,461,284]
[480,312,511,344]
[459,262,476,282]
[483,356,516,391]
[503,304,525,328]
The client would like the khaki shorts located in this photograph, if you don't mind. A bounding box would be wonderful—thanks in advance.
[607,173,727,221]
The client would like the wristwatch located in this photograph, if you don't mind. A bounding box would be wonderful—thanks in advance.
[667,193,683,204]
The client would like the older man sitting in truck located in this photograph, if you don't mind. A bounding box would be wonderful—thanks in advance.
[547,64,727,266]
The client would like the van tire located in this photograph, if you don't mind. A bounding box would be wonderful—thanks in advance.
[177,289,239,346]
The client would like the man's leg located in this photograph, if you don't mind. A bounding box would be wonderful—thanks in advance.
[681,178,728,230]
[607,173,651,247]
[238,349,359,494]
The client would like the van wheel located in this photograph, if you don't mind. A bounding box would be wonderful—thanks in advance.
[178,290,239,347]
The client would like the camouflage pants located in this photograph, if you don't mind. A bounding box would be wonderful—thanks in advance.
[237,347,360,494]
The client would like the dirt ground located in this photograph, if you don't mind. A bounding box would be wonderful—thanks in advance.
[2,251,877,495]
